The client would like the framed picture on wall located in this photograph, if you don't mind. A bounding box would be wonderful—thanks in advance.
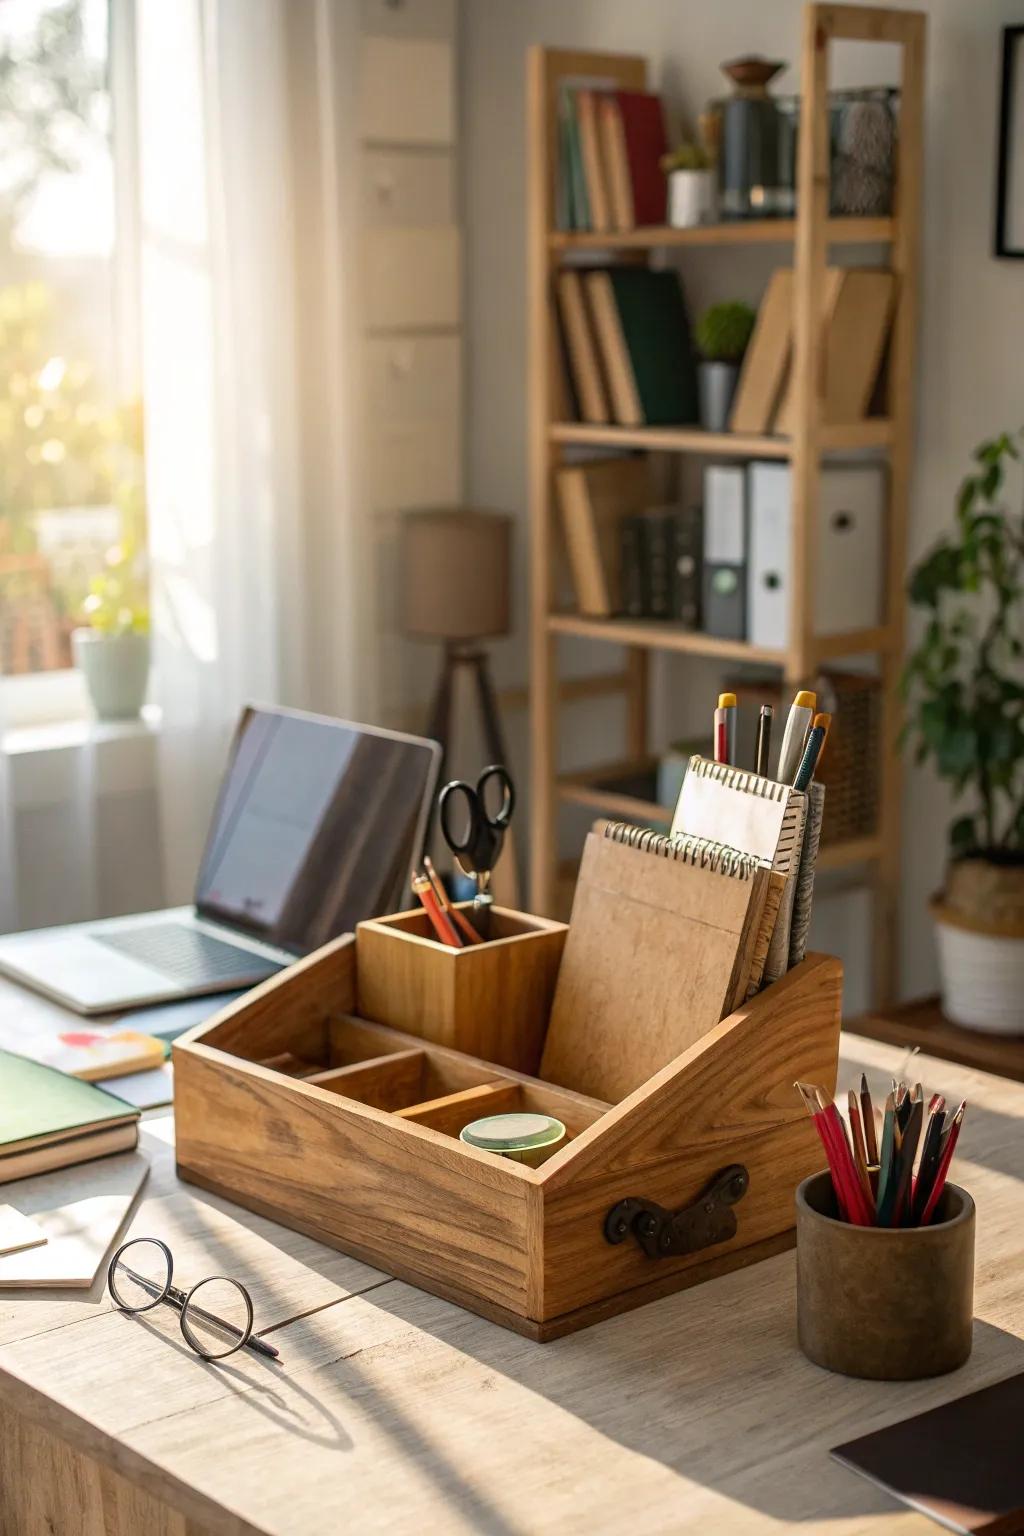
[995,25,1024,257]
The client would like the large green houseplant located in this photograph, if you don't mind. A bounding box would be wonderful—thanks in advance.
[902,429,1024,1032]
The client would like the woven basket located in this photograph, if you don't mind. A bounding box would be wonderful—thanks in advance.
[725,670,881,847]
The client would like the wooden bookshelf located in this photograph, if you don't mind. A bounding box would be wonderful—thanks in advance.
[548,215,895,251]
[527,6,925,1005]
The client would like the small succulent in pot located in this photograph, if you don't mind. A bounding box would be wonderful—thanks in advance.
[661,141,715,229]
[694,301,756,432]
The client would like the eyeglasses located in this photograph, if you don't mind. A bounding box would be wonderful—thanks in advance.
[106,1238,279,1362]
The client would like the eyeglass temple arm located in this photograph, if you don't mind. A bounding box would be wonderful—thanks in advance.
[117,1266,280,1359]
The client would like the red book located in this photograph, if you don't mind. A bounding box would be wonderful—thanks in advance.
[614,90,668,225]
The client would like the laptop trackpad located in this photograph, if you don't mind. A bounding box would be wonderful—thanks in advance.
[0,934,181,1010]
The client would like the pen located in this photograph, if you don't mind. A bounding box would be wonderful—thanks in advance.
[776,689,816,781]
[811,712,832,769]
[714,702,730,764]
[919,1102,965,1225]
[755,704,773,778]
[793,723,826,791]
[720,693,737,765]
[847,1089,874,1212]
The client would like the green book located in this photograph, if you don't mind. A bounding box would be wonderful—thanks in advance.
[0,1050,137,1155]
[588,267,699,427]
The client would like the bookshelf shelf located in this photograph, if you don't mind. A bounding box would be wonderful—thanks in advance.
[548,215,895,252]
[549,420,893,455]
[547,613,786,665]
[527,9,925,1007]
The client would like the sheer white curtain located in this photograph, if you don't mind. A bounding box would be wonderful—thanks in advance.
[136,0,360,903]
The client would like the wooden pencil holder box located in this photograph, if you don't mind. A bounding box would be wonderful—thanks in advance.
[355,905,567,1074]
[173,935,842,1341]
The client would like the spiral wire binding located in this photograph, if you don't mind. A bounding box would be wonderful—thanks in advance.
[602,820,762,880]
[686,754,805,803]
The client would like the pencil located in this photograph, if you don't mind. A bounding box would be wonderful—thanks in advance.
[875,1091,897,1216]
[847,1090,875,1212]
[815,1087,873,1226]
[755,705,773,777]
[423,855,483,945]
[412,874,462,948]
[860,1073,878,1164]
[912,1101,946,1224]
[796,1082,851,1222]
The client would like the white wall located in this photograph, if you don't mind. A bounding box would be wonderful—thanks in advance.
[460,0,1024,1007]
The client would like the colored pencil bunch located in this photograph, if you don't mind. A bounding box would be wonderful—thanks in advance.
[795,1076,966,1227]
[411,857,483,948]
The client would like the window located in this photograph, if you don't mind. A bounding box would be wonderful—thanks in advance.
[0,0,145,683]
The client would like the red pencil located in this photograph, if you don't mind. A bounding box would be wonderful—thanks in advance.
[714,714,729,765]
[796,1083,851,1220]
[819,1096,874,1226]
[919,1102,966,1225]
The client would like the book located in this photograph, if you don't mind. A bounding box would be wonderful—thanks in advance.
[540,823,775,1102]
[575,90,610,234]
[620,514,645,617]
[729,269,794,433]
[560,84,590,230]
[0,1049,139,1185]
[669,506,702,626]
[555,456,654,617]
[0,1152,149,1287]
[638,507,674,620]
[598,93,634,231]
[556,270,610,424]
[773,268,895,433]
[18,1027,167,1082]
[584,267,698,427]
[614,90,668,225]
[831,1372,1024,1535]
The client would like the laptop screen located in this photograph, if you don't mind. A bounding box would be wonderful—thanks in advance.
[194,708,440,955]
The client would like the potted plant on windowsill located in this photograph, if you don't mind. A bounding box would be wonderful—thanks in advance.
[903,431,1024,1034]
[694,301,755,433]
[72,534,151,721]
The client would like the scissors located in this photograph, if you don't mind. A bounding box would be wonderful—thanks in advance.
[438,764,515,907]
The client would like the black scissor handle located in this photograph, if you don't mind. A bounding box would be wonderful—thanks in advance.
[438,779,481,856]
[476,764,515,829]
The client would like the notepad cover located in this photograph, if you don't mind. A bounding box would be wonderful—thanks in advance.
[671,758,808,984]
[540,828,770,1102]
[831,1372,1024,1535]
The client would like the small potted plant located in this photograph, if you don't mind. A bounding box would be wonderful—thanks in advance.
[661,142,715,228]
[72,536,151,721]
[903,431,1024,1033]
[694,301,756,432]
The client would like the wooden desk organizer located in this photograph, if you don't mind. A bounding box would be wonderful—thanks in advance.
[174,924,841,1340]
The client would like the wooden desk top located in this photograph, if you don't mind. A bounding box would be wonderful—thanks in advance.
[1,1031,1022,1536]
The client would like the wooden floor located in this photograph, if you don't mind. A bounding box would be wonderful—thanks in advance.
[2,1035,1023,1535]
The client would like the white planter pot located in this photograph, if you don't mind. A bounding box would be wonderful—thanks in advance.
[668,168,716,228]
[72,628,150,721]
[932,898,1024,1035]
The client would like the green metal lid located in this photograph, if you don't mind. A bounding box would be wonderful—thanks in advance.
[460,1112,565,1152]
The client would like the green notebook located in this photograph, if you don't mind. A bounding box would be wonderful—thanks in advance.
[603,267,699,426]
[0,1050,137,1154]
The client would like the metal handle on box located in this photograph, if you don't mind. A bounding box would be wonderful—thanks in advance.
[603,1164,750,1260]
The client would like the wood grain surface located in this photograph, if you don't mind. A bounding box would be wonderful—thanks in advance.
[2,1031,1022,1536]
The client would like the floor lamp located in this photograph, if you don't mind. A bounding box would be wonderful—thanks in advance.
[401,508,518,903]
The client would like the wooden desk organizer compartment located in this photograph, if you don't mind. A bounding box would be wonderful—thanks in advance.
[355,904,567,1073]
[173,929,842,1341]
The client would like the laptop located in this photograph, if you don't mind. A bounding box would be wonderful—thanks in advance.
[0,706,441,1015]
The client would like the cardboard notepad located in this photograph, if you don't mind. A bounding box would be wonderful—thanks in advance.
[540,825,774,1102]
[671,757,808,985]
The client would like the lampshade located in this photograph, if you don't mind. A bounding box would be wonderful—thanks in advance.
[400,508,512,642]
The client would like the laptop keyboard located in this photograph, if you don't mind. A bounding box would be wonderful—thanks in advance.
[92,924,283,988]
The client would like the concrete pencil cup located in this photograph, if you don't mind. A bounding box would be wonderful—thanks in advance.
[795,1171,975,1380]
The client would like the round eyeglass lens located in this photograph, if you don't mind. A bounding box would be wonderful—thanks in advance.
[108,1238,172,1313]
[180,1276,253,1360]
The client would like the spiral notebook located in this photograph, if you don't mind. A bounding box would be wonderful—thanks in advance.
[671,757,808,985]
[540,823,777,1102]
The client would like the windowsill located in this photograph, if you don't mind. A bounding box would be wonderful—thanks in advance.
[3,705,161,757]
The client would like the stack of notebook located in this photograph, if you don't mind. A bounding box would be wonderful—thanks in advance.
[0,1050,140,1185]
[557,85,668,234]
[556,266,698,427]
